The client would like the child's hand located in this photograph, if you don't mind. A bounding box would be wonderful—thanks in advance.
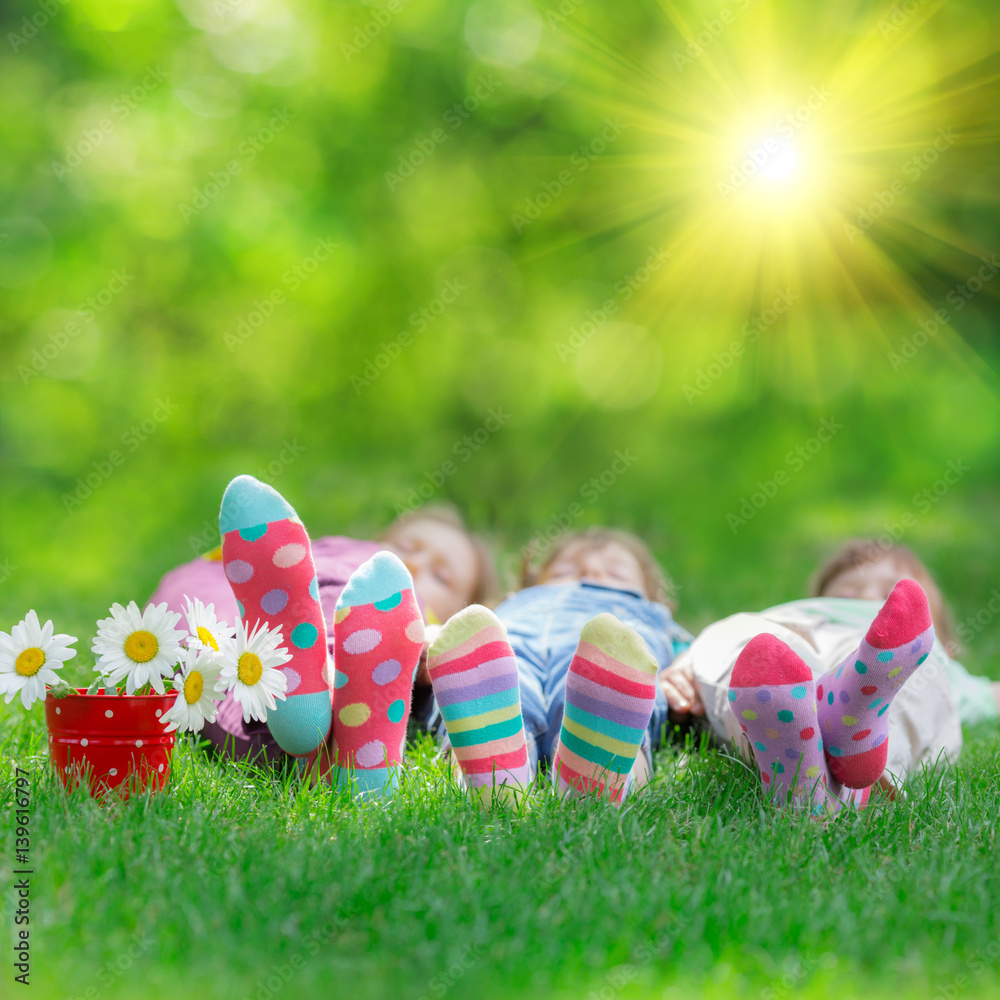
[659,652,704,716]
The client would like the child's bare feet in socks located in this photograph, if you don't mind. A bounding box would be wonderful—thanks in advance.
[427,605,531,807]
[552,614,658,805]
[330,552,424,795]
[729,633,829,812]
[219,475,332,756]
[817,579,935,788]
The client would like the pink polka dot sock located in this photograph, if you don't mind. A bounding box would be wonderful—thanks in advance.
[332,551,424,795]
[219,475,331,756]
[728,633,830,812]
[817,578,935,789]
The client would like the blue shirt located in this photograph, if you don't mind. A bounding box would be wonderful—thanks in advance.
[494,581,693,757]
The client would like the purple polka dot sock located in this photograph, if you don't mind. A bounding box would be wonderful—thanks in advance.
[728,633,830,812]
[817,578,934,789]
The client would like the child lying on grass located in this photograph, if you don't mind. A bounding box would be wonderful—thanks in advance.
[424,528,693,805]
[659,540,988,808]
[725,577,939,813]
[150,476,496,769]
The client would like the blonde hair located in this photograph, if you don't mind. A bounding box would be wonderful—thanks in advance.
[812,538,957,654]
[381,503,500,607]
[521,526,676,608]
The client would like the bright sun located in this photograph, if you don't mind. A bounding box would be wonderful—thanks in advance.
[755,137,799,183]
[531,0,1000,399]
[713,106,832,216]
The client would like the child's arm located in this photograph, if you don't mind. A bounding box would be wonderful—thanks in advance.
[658,651,705,716]
[940,652,1000,725]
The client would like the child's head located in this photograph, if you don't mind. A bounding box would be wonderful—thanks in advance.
[521,527,676,607]
[812,539,955,652]
[379,504,498,622]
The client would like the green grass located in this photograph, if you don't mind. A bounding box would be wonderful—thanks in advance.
[2,703,999,1000]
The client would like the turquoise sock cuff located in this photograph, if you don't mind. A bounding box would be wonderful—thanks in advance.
[335,765,398,796]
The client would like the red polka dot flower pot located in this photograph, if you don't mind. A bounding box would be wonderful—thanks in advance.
[44,689,176,799]
[9,571,293,800]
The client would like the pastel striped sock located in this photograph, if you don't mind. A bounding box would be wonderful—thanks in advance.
[427,605,531,807]
[729,633,829,811]
[818,578,935,789]
[332,552,423,795]
[552,614,657,805]
[219,475,330,756]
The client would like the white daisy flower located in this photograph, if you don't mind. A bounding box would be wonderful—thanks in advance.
[92,601,186,695]
[218,619,290,723]
[161,645,224,734]
[181,595,235,655]
[0,611,77,710]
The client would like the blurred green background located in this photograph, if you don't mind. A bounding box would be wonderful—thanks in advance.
[2,0,999,679]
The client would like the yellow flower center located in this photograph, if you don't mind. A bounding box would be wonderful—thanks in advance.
[196,626,219,651]
[15,647,45,676]
[237,652,263,686]
[183,671,204,704]
[124,630,159,663]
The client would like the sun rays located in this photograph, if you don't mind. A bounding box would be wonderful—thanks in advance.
[529,0,1000,402]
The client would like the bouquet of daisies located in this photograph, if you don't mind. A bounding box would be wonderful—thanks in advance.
[0,597,291,735]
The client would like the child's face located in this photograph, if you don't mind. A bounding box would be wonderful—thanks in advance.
[541,541,647,596]
[382,518,479,623]
[822,556,907,603]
